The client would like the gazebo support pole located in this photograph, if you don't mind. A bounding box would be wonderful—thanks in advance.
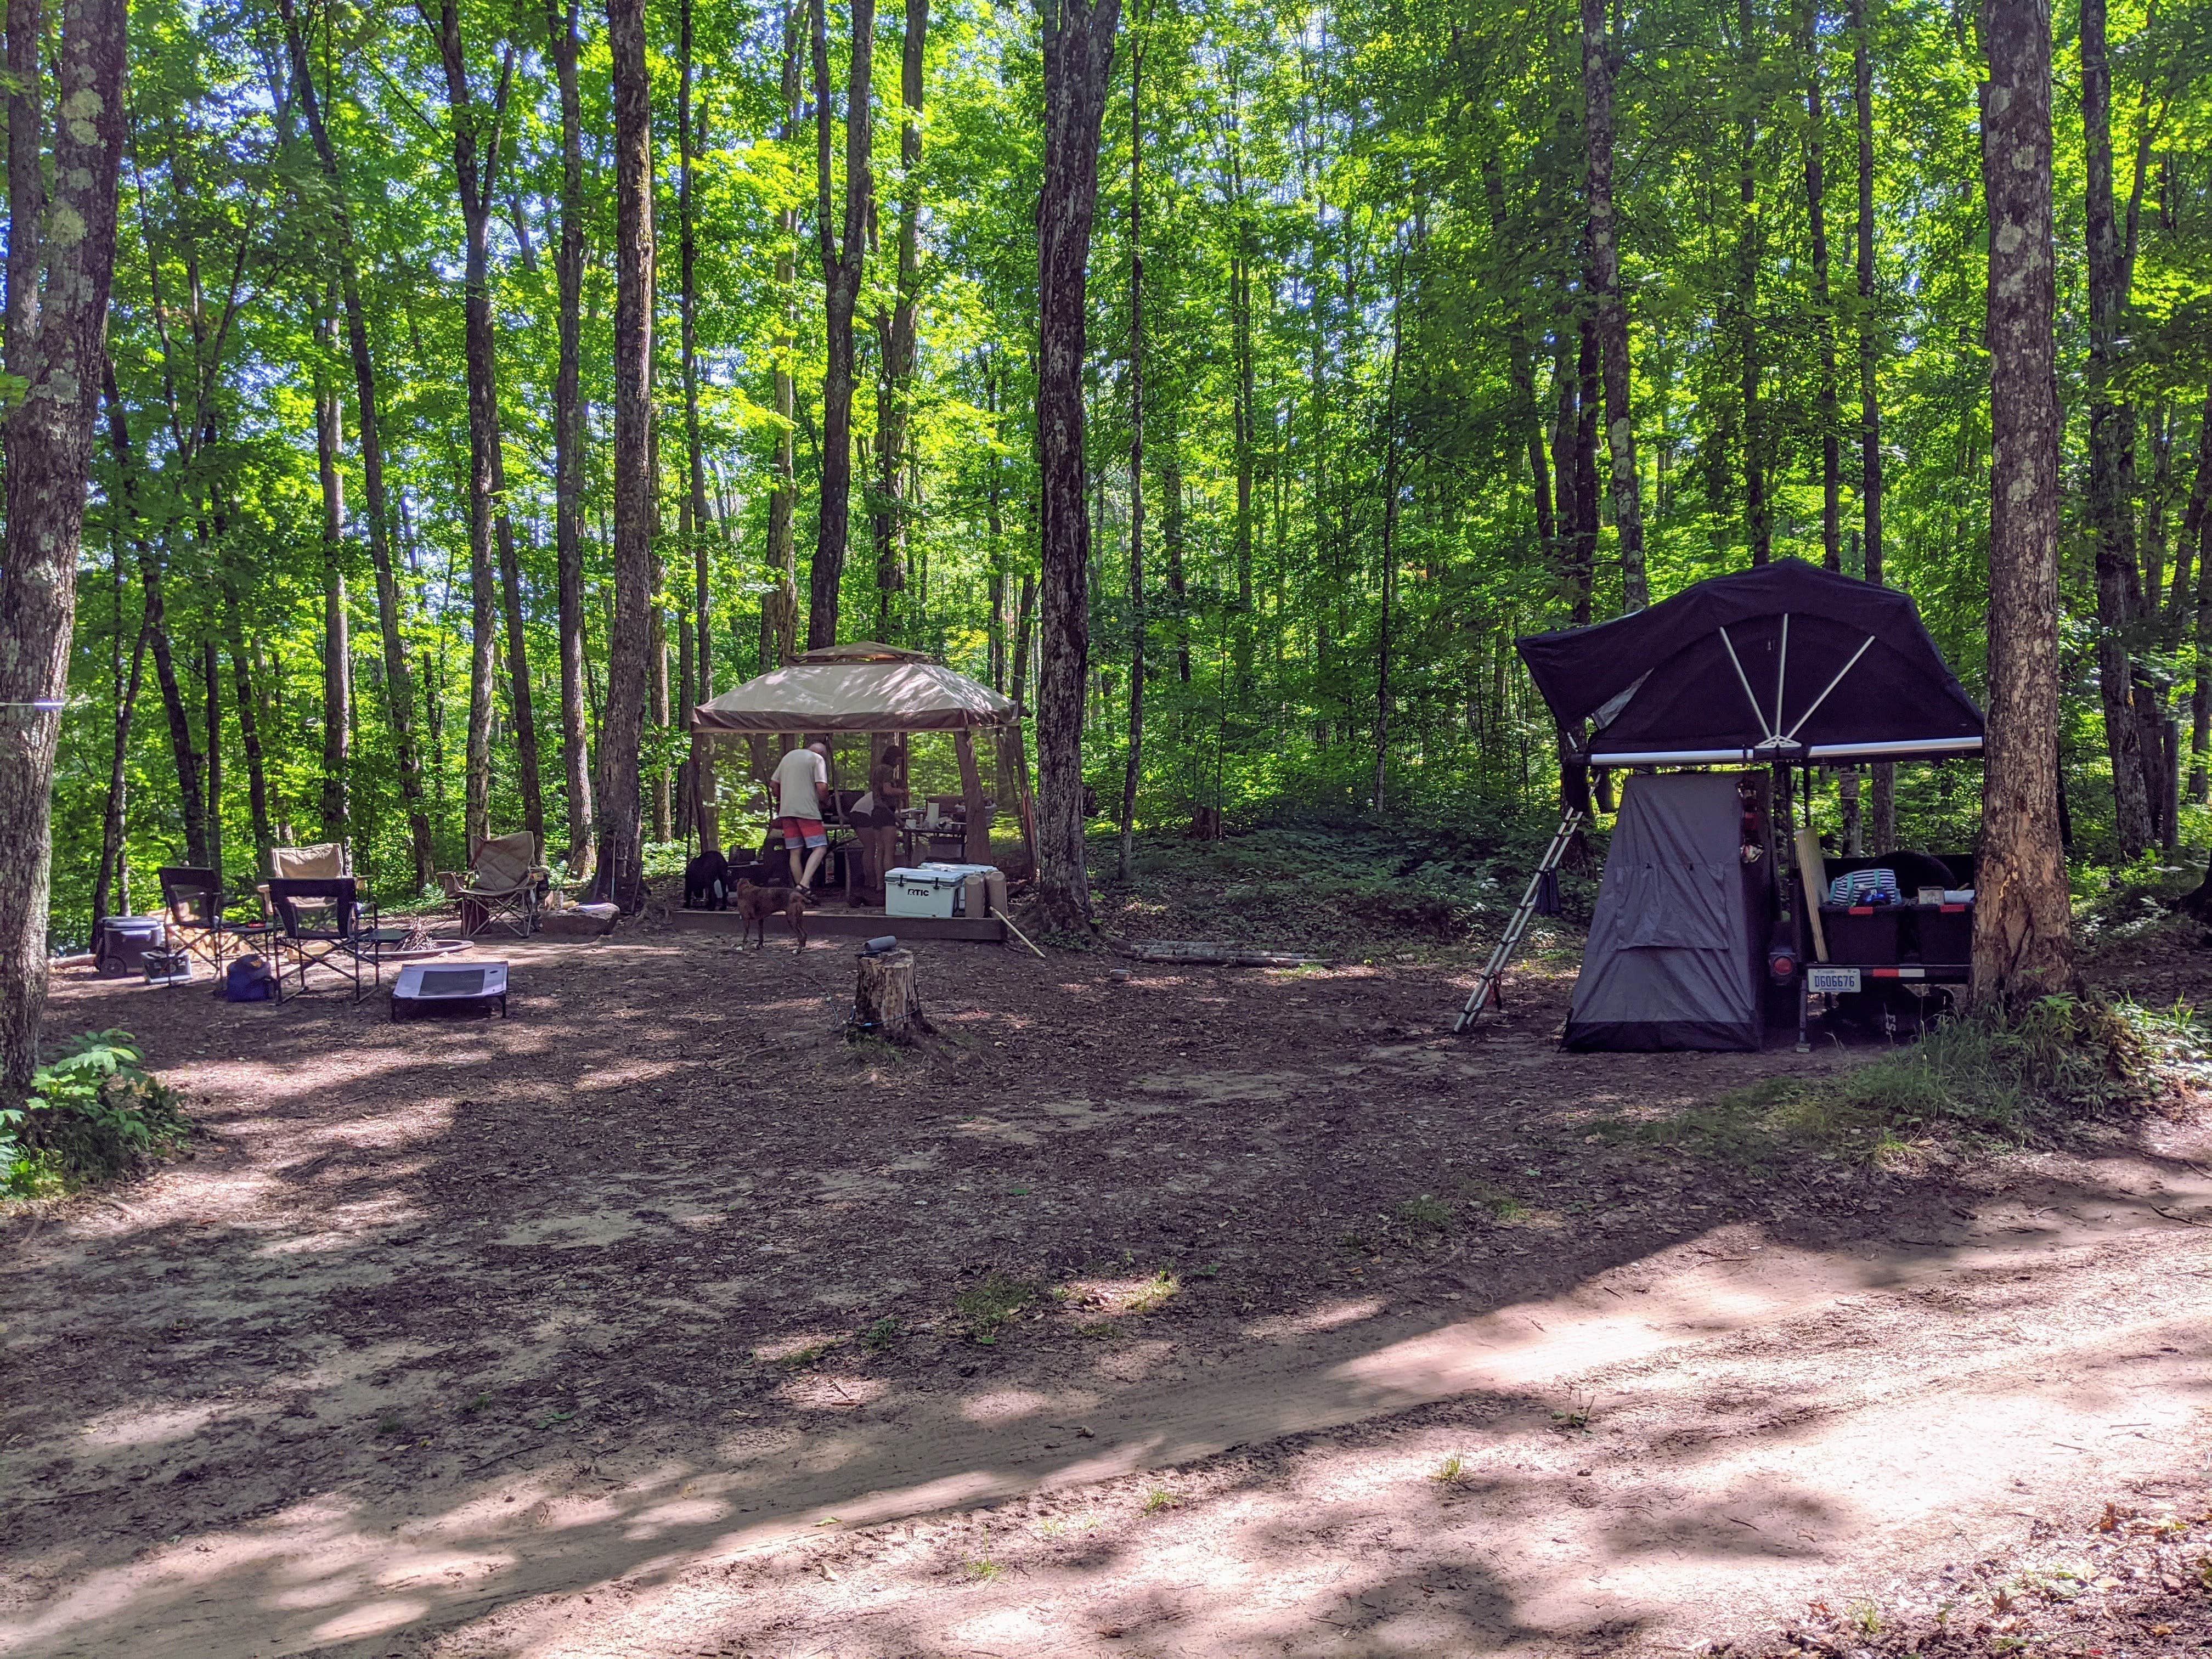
[956,729,991,865]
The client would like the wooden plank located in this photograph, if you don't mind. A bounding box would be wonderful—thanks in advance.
[668,907,1006,943]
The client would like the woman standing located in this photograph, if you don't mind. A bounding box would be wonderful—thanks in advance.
[855,742,910,898]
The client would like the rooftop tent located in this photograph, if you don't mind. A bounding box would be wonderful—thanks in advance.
[1564,771,1767,1052]
[689,642,1018,733]
[1517,560,1983,766]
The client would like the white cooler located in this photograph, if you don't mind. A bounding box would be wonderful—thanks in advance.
[885,867,967,918]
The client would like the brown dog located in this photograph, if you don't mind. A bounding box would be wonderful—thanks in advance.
[736,880,808,950]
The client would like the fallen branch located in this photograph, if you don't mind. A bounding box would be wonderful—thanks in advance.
[1118,939,1329,968]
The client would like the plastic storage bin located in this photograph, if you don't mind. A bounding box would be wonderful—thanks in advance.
[1819,904,1900,966]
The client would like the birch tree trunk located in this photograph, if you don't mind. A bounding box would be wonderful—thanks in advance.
[1972,0,2074,1000]
[1737,0,1770,565]
[0,0,128,1088]
[1853,0,1896,847]
[1802,0,1842,571]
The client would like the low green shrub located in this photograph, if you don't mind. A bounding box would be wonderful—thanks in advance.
[3,1030,188,1197]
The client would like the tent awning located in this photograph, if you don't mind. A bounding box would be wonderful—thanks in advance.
[1517,560,1983,765]
[690,655,1018,734]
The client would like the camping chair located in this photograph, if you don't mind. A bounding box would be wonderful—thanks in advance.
[266,877,379,1004]
[258,842,349,923]
[443,832,546,938]
[157,867,235,981]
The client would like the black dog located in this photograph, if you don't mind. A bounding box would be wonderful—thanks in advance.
[683,848,730,910]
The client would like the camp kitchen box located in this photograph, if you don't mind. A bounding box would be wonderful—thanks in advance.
[922,862,1007,920]
[885,866,968,918]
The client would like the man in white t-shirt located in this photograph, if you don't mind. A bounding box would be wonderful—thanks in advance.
[771,740,832,895]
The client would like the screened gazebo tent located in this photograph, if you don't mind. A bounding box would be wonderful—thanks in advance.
[1512,561,1986,1053]
[688,642,1028,868]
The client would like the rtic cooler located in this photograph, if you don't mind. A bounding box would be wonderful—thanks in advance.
[94,916,166,978]
[885,866,966,918]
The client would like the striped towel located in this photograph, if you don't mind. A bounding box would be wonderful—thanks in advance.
[1828,868,1901,906]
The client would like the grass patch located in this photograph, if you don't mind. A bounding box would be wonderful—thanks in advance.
[1142,1486,1180,1514]
[4,1031,188,1198]
[861,1317,900,1351]
[1124,1269,1178,1313]
[962,1556,1002,1581]
[1461,1182,1527,1222]
[1396,1194,1452,1231]
[955,1273,1038,1343]
[1595,996,2205,1163]
[1430,1453,1466,1485]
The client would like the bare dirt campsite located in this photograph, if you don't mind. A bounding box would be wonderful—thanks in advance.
[4,902,2210,1659]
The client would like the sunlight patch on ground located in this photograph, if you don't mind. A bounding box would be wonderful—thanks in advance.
[75,1400,228,1449]
[1243,1296,1388,1340]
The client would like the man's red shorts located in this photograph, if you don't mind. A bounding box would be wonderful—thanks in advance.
[777,816,827,848]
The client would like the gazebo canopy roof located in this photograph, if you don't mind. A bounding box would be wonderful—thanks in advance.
[691,647,1018,734]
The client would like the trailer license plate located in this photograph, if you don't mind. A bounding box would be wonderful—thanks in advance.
[1808,966,1861,994]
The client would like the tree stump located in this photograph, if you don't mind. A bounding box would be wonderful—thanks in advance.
[853,949,932,1043]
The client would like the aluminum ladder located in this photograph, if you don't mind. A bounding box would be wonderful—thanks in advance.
[1452,808,1585,1033]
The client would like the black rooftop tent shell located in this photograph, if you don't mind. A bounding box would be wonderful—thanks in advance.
[1516,560,1984,766]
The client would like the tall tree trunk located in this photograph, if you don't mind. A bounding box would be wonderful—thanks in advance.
[1852,0,1895,847]
[1118,27,1145,883]
[316,303,351,840]
[0,0,127,1087]
[427,9,527,853]
[1229,145,1255,693]
[678,0,713,843]
[281,0,434,888]
[1737,0,1770,565]
[1481,153,1555,551]
[763,0,803,672]
[1582,0,1645,609]
[603,0,656,907]
[546,0,595,882]
[808,0,876,650]
[872,0,929,641]
[227,601,274,865]
[1035,0,1120,930]
[1802,0,1842,571]
[1163,437,1189,681]
[1373,250,1407,811]
[101,362,206,866]
[202,641,224,887]
[2081,0,2152,855]
[2177,386,2212,799]
[1973,0,2074,1000]
[95,594,150,926]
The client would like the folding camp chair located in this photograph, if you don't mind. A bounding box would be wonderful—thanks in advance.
[258,842,349,922]
[444,832,546,938]
[157,867,235,982]
[266,877,380,1004]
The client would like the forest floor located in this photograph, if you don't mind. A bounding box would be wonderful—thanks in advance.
[4,848,2212,1659]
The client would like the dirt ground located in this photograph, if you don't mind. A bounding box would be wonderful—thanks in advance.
[3,901,2211,1659]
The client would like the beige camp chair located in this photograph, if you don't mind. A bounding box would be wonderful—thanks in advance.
[258,842,350,924]
[441,832,546,938]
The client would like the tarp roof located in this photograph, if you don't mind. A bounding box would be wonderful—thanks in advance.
[1517,560,1984,766]
[690,650,1018,733]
